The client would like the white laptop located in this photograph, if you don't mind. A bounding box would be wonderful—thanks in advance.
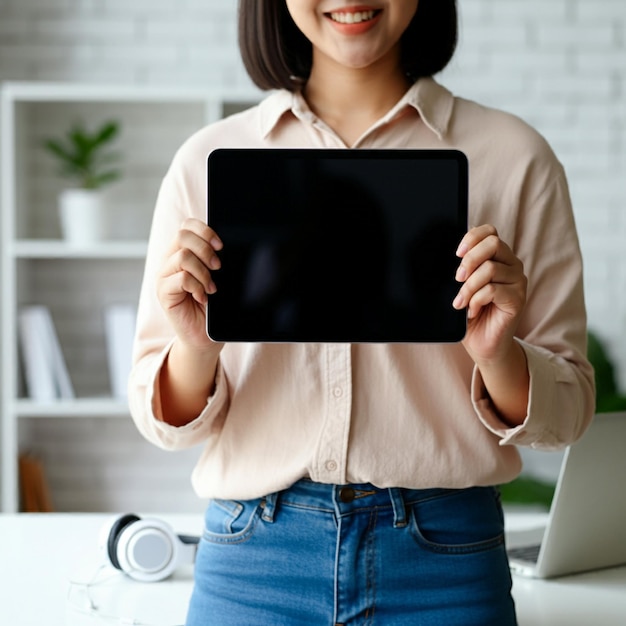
[507,411,626,578]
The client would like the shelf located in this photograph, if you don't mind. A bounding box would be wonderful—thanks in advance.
[1,82,260,513]
[1,81,260,104]
[11,239,148,259]
[15,397,131,418]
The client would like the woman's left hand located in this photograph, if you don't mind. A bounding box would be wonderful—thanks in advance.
[453,224,527,365]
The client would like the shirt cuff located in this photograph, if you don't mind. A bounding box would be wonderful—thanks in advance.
[471,338,564,449]
[144,340,227,446]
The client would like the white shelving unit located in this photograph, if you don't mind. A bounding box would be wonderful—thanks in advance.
[1,82,259,513]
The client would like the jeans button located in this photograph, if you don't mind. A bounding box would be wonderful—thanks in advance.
[338,487,355,503]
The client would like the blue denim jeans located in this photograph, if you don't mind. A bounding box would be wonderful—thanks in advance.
[185,480,517,625]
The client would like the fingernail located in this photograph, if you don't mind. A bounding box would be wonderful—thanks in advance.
[455,266,467,282]
[211,237,223,250]
[453,294,464,309]
[456,243,468,257]
[209,256,221,270]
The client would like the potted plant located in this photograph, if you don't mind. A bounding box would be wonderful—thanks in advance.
[43,120,122,245]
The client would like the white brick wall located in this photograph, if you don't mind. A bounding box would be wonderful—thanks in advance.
[1,0,625,507]
[0,0,248,85]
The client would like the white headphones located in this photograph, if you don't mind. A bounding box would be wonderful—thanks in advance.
[100,514,199,583]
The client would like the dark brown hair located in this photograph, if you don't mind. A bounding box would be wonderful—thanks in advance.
[238,0,458,91]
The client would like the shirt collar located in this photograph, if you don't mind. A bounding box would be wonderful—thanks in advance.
[258,77,455,141]
[258,89,295,138]
[402,77,455,140]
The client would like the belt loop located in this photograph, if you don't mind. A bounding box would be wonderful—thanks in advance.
[261,492,278,523]
[388,488,408,528]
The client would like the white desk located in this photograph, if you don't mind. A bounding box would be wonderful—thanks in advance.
[1,512,625,625]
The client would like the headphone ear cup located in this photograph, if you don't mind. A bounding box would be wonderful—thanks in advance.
[102,513,141,571]
[115,518,180,582]
[99,514,198,583]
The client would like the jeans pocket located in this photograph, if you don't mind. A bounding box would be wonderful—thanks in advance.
[409,487,505,555]
[202,497,264,544]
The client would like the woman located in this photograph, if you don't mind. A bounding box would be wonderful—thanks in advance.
[129,2,595,624]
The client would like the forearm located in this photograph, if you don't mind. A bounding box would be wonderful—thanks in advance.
[159,339,223,427]
[474,339,530,428]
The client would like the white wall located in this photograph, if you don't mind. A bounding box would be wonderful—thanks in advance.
[1,0,625,507]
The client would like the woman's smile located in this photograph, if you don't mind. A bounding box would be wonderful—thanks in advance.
[325,7,383,34]
[328,10,377,23]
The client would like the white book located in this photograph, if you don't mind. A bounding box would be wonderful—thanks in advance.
[18,307,57,401]
[104,304,137,400]
[18,306,74,401]
[39,307,75,399]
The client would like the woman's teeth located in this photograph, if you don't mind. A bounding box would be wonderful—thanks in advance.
[329,10,377,24]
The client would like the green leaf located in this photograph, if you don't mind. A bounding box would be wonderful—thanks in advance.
[597,394,626,413]
[587,329,618,402]
[91,170,121,188]
[499,476,556,508]
[95,121,120,144]
[44,139,77,166]
[42,119,123,189]
[69,125,93,153]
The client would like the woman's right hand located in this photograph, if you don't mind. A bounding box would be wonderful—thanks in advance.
[156,218,223,350]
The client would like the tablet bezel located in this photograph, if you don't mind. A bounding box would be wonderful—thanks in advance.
[206,148,468,343]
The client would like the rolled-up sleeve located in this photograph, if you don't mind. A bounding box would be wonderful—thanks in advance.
[471,167,596,449]
[128,141,230,451]
[129,338,229,449]
[472,339,595,449]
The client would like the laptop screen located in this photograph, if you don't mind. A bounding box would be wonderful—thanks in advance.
[207,148,468,343]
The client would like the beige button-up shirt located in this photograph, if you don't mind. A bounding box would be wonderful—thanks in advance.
[129,78,595,500]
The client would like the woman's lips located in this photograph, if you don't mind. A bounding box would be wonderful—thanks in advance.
[325,8,382,34]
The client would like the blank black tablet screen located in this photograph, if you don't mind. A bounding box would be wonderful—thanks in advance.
[207,148,468,343]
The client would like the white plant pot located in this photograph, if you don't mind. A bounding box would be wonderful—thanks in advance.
[58,189,108,246]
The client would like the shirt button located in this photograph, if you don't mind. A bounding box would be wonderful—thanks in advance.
[325,460,338,472]
[333,387,343,398]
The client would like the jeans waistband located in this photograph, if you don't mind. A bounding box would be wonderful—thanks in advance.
[261,479,461,529]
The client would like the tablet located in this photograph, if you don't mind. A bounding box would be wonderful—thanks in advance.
[207,148,468,343]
